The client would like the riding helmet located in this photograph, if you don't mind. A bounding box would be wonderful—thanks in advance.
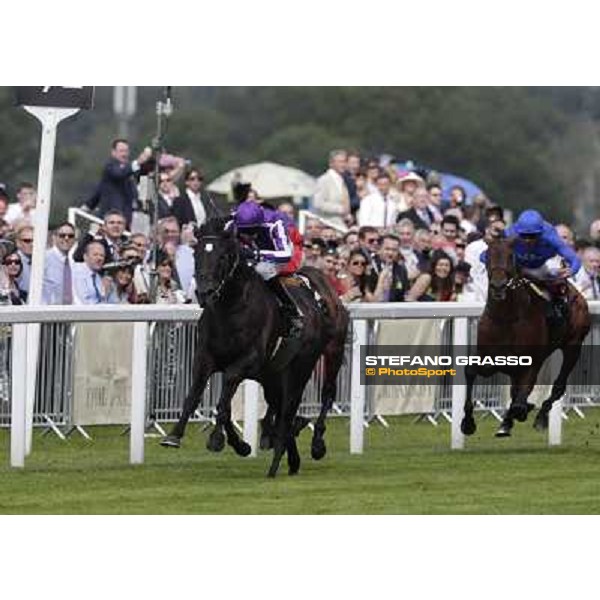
[513,210,544,236]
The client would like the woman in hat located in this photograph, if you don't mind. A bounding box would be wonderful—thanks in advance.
[397,171,424,213]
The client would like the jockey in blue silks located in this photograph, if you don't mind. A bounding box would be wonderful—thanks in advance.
[234,200,304,337]
[482,209,581,322]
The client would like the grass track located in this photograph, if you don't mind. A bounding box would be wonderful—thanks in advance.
[2,411,600,514]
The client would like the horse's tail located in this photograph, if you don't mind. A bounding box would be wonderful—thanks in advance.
[297,265,349,353]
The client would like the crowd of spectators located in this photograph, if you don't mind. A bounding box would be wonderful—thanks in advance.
[307,149,600,304]
[2,141,600,308]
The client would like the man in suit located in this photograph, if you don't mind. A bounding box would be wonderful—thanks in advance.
[84,139,153,228]
[312,150,351,229]
[172,168,209,228]
[396,187,436,230]
[73,209,127,263]
[42,222,77,304]
[367,234,410,302]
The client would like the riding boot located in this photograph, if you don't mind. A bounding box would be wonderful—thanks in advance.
[547,283,568,329]
[267,277,304,338]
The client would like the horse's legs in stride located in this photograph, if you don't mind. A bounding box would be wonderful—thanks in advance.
[267,376,293,478]
[497,373,536,437]
[461,365,478,436]
[162,357,214,448]
[207,373,251,457]
[535,345,582,431]
[312,338,345,460]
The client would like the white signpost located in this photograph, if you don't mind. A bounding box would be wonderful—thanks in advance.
[16,86,94,455]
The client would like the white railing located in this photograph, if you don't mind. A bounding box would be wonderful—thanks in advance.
[4,301,600,468]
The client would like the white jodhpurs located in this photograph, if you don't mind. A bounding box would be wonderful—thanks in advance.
[254,261,279,281]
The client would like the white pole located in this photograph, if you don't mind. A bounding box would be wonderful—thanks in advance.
[451,317,469,450]
[243,380,259,457]
[10,324,28,468]
[130,322,148,464]
[548,398,563,446]
[130,321,148,464]
[350,319,368,454]
[23,107,79,455]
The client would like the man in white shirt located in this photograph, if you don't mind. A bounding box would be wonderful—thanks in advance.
[574,246,600,301]
[72,241,117,304]
[6,182,36,226]
[358,172,398,228]
[42,222,77,304]
[312,150,351,229]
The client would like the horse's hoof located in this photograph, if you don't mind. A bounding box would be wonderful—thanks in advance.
[259,433,273,451]
[207,430,225,453]
[293,416,311,437]
[495,426,512,438]
[288,467,300,476]
[511,404,530,423]
[160,436,181,449]
[231,440,252,457]
[267,469,278,479]
[461,417,477,436]
[311,438,327,461]
[534,412,549,432]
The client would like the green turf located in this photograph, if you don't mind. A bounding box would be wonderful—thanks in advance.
[2,410,600,514]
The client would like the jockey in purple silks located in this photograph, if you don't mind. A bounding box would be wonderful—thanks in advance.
[234,200,304,337]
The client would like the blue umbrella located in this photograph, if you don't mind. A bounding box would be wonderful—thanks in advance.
[438,173,484,205]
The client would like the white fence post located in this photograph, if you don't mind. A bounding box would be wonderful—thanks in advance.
[10,324,28,468]
[451,317,469,450]
[548,398,563,446]
[243,380,259,457]
[130,321,148,465]
[350,319,368,454]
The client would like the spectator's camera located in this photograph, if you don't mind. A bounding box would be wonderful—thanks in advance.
[103,258,137,273]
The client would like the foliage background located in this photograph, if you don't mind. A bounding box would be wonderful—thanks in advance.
[1,86,599,230]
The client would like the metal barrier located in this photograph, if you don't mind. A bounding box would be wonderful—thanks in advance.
[3,301,600,467]
[0,323,73,434]
[2,312,600,437]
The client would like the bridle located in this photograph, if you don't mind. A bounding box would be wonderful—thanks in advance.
[199,234,240,302]
[488,240,520,298]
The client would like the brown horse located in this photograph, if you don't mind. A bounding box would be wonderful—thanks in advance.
[461,237,590,438]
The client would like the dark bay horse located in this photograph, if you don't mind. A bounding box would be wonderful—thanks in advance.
[160,217,349,477]
[461,237,590,438]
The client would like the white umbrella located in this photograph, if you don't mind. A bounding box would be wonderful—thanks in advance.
[207,161,316,199]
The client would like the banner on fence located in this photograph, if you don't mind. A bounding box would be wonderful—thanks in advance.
[72,323,133,425]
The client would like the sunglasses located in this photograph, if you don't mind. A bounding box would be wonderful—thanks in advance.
[20,238,33,244]
[351,261,367,267]
[365,238,379,244]
[4,259,21,266]
[58,233,75,239]
[187,176,203,182]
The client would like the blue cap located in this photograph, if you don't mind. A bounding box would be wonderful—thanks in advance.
[513,210,544,235]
